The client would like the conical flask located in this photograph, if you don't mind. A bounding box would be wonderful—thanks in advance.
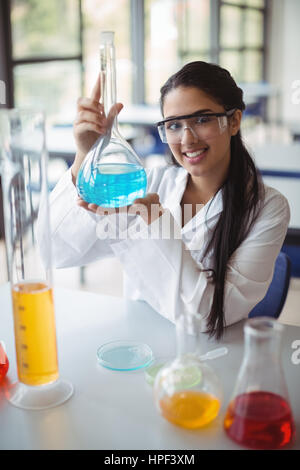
[0,109,73,410]
[153,312,222,429]
[224,317,295,449]
[76,31,147,208]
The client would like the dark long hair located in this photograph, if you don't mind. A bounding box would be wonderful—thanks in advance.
[160,61,264,339]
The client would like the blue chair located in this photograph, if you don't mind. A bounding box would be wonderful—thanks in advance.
[249,252,292,319]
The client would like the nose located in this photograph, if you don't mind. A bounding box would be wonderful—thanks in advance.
[181,126,199,145]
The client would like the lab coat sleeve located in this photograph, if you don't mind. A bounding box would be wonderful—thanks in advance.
[40,169,115,268]
[108,190,290,330]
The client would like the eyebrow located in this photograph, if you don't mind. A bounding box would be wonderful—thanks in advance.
[164,108,214,120]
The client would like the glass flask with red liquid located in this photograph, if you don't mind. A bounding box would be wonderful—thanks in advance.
[224,317,295,450]
[153,312,222,429]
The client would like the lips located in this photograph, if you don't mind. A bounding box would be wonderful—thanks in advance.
[183,147,208,164]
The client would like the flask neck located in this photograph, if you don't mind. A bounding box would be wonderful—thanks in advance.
[175,313,201,359]
[243,318,283,363]
[244,334,282,363]
[99,37,119,133]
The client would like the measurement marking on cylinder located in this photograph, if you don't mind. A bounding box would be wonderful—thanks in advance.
[19,325,26,330]
[22,363,29,368]
[18,306,25,311]
[21,344,28,350]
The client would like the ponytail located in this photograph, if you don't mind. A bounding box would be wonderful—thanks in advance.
[205,131,264,338]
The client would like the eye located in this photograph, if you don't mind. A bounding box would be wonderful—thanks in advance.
[166,120,182,131]
[195,116,214,125]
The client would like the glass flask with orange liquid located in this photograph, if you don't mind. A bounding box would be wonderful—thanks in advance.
[153,312,222,429]
[0,109,73,409]
[224,317,295,449]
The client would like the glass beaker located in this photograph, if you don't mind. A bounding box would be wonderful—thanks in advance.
[224,317,295,449]
[76,31,147,208]
[0,109,73,410]
[153,312,222,429]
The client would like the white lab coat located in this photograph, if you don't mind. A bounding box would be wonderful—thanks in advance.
[42,164,290,332]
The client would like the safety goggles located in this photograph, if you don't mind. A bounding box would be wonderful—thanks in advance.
[157,108,236,144]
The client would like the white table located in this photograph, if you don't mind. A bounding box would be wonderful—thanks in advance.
[0,283,299,450]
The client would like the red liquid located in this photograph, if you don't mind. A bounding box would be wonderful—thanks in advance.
[224,391,295,449]
[0,343,9,382]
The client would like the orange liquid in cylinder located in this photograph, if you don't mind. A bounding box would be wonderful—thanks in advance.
[12,282,59,386]
[160,390,220,429]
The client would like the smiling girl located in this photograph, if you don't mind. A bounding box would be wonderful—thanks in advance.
[43,61,290,339]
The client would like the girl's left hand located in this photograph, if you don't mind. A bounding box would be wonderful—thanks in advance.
[77,193,165,226]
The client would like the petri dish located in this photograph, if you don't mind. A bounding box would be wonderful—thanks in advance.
[97,340,153,371]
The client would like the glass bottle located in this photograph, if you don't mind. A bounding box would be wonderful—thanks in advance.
[0,109,73,409]
[224,317,295,449]
[76,31,147,208]
[153,312,222,429]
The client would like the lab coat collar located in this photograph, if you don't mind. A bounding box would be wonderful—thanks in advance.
[164,167,224,231]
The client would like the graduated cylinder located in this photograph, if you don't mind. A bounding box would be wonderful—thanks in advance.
[1,110,72,411]
[0,110,58,387]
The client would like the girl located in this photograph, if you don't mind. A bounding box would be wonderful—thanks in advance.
[44,61,290,339]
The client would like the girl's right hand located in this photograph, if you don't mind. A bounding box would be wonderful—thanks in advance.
[71,75,123,183]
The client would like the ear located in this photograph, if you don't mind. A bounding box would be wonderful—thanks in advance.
[229,110,242,136]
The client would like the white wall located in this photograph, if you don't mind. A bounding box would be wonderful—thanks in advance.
[267,0,300,125]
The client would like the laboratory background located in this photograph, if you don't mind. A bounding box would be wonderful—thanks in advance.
[0,0,300,326]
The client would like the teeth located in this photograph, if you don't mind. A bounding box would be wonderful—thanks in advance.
[185,149,207,158]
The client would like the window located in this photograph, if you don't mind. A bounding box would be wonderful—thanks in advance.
[144,0,266,105]
[145,0,211,105]
[2,0,267,118]
[10,0,82,125]
[219,0,266,83]
[9,0,132,124]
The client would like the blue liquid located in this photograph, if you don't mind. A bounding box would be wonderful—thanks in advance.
[77,162,147,208]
